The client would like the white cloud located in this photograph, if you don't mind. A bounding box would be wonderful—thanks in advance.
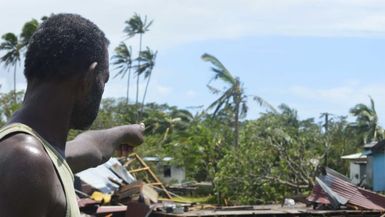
[288,82,385,124]
[2,0,385,50]
[289,83,385,105]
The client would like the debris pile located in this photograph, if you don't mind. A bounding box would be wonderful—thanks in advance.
[75,155,164,216]
[74,155,385,216]
[307,167,385,211]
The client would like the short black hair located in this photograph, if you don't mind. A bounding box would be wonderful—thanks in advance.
[24,13,109,81]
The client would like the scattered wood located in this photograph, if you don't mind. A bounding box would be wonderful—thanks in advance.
[115,181,159,205]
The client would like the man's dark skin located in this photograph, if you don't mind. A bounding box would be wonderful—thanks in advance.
[0,46,144,216]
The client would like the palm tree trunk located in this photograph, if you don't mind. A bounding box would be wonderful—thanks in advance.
[136,34,143,122]
[234,96,240,147]
[140,73,152,118]
[126,68,131,104]
[13,65,17,103]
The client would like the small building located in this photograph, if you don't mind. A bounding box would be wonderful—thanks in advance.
[341,152,367,185]
[143,157,185,185]
[342,140,385,192]
[365,140,385,192]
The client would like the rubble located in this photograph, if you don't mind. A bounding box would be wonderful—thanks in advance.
[75,155,169,216]
[115,181,159,205]
[307,167,385,211]
[74,155,385,216]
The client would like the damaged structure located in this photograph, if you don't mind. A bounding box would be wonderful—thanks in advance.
[72,151,385,217]
[307,167,385,211]
[342,140,385,191]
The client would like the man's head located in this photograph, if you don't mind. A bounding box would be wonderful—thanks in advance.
[24,13,110,130]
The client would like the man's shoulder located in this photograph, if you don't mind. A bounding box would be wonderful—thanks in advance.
[0,131,58,188]
[0,132,62,216]
[0,132,51,165]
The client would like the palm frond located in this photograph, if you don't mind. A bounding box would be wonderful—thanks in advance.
[201,53,236,85]
[207,88,233,116]
[124,13,153,38]
[0,33,21,68]
[111,42,132,78]
[207,84,221,95]
[20,19,39,46]
[134,47,157,78]
[252,96,277,113]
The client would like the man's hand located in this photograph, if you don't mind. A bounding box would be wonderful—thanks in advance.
[121,123,145,147]
[66,124,145,173]
[117,124,145,157]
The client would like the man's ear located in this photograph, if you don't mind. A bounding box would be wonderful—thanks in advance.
[79,62,98,94]
[89,62,98,73]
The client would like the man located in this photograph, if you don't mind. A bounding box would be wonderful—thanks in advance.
[0,14,144,216]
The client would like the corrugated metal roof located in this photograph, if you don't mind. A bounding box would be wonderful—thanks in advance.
[307,167,385,211]
[341,153,367,160]
[371,140,385,153]
[76,157,136,193]
[364,141,378,149]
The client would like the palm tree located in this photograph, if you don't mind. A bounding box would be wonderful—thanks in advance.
[136,47,157,117]
[112,42,133,104]
[0,33,22,102]
[350,96,383,144]
[202,53,275,147]
[20,19,39,47]
[0,19,39,103]
[144,105,192,143]
[123,13,153,106]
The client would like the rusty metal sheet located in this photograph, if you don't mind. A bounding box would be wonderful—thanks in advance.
[308,167,385,211]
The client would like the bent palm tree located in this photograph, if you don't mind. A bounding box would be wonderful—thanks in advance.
[202,53,275,147]
[124,13,153,106]
[136,47,157,117]
[350,96,383,143]
[20,19,39,47]
[112,42,133,104]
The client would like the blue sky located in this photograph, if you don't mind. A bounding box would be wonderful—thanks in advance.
[1,0,385,124]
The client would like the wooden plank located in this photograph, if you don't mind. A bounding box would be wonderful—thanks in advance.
[129,167,150,173]
[127,153,173,199]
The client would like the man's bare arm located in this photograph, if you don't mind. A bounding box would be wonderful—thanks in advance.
[65,124,144,173]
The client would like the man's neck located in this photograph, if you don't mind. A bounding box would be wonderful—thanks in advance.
[9,82,76,155]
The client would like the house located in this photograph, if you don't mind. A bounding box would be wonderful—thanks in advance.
[341,152,367,185]
[342,140,385,192]
[365,140,385,192]
[143,157,185,185]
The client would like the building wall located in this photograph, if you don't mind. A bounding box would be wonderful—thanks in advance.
[373,153,385,192]
[157,165,186,185]
[349,162,363,185]
[367,156,373,188]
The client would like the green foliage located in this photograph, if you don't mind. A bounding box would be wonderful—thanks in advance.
[214,104,359,205]
[172,113,233,182]
[0,90,24,126]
